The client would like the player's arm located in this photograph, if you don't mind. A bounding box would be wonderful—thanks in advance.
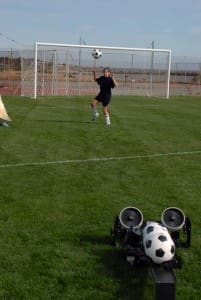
[92,69,97,82]
[111,73,118,87]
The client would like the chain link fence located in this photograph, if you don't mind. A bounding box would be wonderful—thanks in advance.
[0,48,200,97]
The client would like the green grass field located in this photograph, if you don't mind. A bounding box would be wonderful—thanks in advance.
[0,95,200,299]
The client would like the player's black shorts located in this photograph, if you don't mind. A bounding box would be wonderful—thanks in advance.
[95,92,111,106]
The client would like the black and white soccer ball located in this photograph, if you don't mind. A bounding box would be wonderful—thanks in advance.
[92,49,102,59]
[142,222,175,264]
[143,232,175,264]
[143,221,168,238]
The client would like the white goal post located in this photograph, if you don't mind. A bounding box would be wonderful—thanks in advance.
[32,42,172,99]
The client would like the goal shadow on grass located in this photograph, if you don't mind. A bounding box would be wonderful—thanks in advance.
[30,119,93,124]
[79,233,151,300]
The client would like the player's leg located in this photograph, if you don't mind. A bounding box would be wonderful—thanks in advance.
[102,95,111,125]
[91,99,99,121]
[103,105,111,125]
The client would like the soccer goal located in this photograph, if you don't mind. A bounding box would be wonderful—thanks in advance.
[21,42,172,99]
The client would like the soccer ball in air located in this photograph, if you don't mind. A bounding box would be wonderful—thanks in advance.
[143,222,175,264]
[92,49,102,59]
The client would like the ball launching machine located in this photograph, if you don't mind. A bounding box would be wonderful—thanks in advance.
[111,207,191,300]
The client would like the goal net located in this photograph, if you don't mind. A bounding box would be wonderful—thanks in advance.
[21,42,171,98]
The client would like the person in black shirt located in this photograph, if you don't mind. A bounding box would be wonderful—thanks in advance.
[91,67,118,125]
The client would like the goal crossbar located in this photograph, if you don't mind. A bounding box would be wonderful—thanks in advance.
[35,41,171,53]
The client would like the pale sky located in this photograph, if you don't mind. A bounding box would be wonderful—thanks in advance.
[0,0,201,57]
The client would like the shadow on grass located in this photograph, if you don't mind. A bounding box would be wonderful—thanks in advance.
[30,119,92,124]
[80,233,151,300]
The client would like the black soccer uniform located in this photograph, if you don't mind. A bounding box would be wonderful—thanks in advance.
[95,76,115,106]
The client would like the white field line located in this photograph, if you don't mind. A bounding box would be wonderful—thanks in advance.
[128,104,161,107]
[0,150,201,169]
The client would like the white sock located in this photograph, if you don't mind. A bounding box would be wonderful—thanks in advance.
[92,107,98,115]
[105,114,111,125]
